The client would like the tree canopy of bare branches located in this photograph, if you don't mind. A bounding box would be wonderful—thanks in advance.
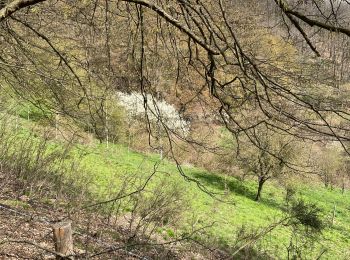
[0,0,350,161]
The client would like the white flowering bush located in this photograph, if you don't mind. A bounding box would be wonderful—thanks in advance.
[116,92,190,135]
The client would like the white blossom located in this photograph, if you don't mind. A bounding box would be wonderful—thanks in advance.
[116,92,190,135]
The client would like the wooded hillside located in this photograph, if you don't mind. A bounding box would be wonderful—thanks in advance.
[0,0,350,259]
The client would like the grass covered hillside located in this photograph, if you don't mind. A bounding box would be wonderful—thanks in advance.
[1,118,349,259]
[76,143,350,259]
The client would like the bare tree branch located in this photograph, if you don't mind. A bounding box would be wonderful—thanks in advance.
[120,0,219,55]
[275,0,350,37]
[0,0,46,22]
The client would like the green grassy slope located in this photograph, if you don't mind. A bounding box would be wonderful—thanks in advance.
[76,143,350,259]
[1,115,349,259]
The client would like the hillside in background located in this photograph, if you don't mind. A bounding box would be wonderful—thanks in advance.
[1,0,350,259]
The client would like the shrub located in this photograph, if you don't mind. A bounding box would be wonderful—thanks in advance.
[288,199,324,233]
[0,120,91,202]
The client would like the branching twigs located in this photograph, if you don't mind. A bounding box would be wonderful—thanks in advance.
[276,0,350,37]
[88,222,216,258]
[3,0,350,158]
[0,202,148,259]
[0,0,46,22]
[285,13,321,56]
[120,0,219,55]
[0,0,349,209]
[82,160,160,209]
[231,217,290,257]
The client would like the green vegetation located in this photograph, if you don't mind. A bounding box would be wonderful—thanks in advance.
[4,118,348,259]
[78,142,350,258]
[1,1,350,258]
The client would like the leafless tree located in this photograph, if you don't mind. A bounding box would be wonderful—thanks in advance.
[0,0,350,191]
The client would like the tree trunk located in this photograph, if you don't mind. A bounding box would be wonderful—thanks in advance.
[52,221,74,259]
[255,177,266,201]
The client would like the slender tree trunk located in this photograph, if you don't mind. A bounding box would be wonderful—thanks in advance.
[255,177,266,201]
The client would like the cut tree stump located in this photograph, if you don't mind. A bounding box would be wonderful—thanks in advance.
[52,221,74,259]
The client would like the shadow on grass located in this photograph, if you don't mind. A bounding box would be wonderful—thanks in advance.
[192,171,282,210]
